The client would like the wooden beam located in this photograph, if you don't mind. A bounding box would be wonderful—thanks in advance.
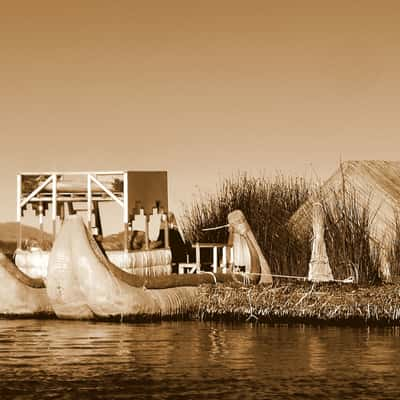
[191,243,231,249]
[20,170,125,176]
[20,175,53,208]
[90,174,124,208]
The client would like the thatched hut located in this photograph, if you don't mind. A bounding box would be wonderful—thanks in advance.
[289,160,400,281]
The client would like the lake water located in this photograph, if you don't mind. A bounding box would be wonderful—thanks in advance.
[0,319,399,399]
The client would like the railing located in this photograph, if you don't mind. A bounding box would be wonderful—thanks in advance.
[16,171,128,250]
[178,242,234,274]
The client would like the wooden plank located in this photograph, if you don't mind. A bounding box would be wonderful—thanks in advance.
[191,243,232,249]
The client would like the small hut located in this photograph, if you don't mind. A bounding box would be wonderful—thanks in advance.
[289,160,400,281]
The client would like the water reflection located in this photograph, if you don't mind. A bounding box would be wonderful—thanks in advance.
[0,320,399,399]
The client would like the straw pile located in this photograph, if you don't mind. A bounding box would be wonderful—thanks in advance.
[195,282,400,325]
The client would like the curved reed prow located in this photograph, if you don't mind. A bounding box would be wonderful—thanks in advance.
[0,252,52,316]
[0,253,45,289]
[227,210,273,284]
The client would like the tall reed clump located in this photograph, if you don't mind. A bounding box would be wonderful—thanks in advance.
[320,190,381,284]
[180,173,312,277]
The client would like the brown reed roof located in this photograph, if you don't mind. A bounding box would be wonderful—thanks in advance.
[289,160,400,243]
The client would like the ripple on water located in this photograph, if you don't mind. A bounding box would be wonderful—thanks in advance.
[0,320,399,399]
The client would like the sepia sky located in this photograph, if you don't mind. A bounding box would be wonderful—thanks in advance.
[1,1,400,231]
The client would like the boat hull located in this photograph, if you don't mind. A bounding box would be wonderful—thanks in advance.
[46,217,95,319]
[46,212,268,321]
[0,253,53,317]
[46,216,201,320]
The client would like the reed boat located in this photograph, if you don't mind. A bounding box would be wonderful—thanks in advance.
[12,170,272,320]
[0,253,53,317]
[46,210,272,320]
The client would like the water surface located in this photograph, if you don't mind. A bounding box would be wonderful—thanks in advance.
[0,319,399,399]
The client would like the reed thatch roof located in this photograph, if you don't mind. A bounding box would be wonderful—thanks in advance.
[289,161,400,245]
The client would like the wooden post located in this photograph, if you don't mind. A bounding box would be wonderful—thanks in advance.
[67,202,75,215]
[144,214,149,250]
[59,203,65,221]
[227,225,234,247]
[212,246,218,273]
[93,201,102,236]
[195,242,201,273]
[16,174,22,250]
[123,172,129,254]
[164,213,170,249]
[87,174,92,231]
[39,202,44,248]
[52,174,57,241]
[222,246,227,273]
[227,225,234,271]
[124,222,129,253]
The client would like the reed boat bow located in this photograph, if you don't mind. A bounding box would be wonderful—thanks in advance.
[0,253,53,316]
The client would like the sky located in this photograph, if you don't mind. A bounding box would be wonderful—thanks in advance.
[1,1,400,233]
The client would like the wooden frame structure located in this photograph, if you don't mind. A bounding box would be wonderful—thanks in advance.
[16,170,169,254]
[176,242,234,274]
[192,242,234,273]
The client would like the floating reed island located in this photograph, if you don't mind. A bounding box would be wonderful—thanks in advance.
[3,162,400,324]
[182,162,400,325]
[194,282,400,325]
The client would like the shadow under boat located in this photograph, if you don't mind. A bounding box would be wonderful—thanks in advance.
[46,210,272,321]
